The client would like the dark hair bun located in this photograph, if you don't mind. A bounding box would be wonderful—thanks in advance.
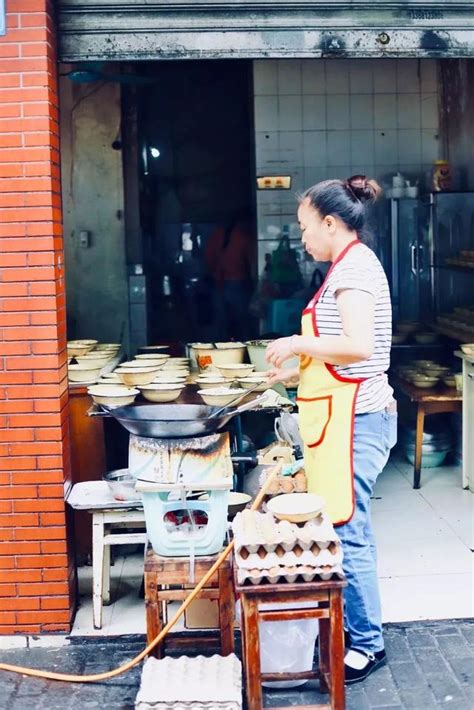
[345,175,382,204]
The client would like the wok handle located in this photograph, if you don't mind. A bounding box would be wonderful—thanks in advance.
[233,393,269,414]
[86,405,111,417]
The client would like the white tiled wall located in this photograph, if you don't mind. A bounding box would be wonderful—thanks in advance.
[254,58,440,274]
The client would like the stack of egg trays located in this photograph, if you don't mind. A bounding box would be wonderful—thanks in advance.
[236,565,344,586]
[232,510,343,585]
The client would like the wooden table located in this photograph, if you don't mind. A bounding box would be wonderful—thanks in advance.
[67,481,146,629]
[236,574,347,710]
[69,385,107,561]
[391,375,462,489]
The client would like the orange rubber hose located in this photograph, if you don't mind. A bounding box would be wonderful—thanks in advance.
[0,462,281,682]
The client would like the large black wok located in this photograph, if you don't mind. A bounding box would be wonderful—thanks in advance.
[105,397,266,438]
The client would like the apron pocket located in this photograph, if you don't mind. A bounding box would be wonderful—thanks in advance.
[296,395,333,449]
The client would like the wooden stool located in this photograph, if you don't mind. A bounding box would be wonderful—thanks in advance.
[236,574,347,710]
[144,546,235,657]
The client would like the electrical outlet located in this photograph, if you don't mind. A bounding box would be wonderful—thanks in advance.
[79,230,91,248]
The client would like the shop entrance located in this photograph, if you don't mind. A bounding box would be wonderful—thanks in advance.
[129,60,258,345]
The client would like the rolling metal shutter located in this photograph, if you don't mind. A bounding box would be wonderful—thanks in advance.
[57,1,474,62]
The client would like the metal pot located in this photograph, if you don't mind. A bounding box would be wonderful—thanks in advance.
[105,396,268,439]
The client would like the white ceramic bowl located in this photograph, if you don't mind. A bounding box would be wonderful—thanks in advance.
[412,359,437,368]
[410,375,439,389]
[414,332,439,345]
[421,364,450,377]
[130,357,168,367]
[101,372,121,381]
[87,385,139,408]
[197,387,245,407]
[162,360,189,369]
[215,342,245,349]
[216,363,255,378]
[267,493,326,523]
[442,375,456,388]
[94,343,121,351]
[68,364,102,383]
[135,353,170,362]
[460,343,474,356]
[195,377,227,389]
[138,383,185,402]
[75,354,111,368]
[246,340,299,372]
[116,367,159,386]
[72,339,98,346]
[238,376,270,392]
[67,342,95,357]
[228,491,252,518]
[192,344,246,371]
[391,333,408,345]
[160,370,190,379]
[121,359,164,369]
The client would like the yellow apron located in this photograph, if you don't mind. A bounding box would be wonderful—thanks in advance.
[297,240,364,526]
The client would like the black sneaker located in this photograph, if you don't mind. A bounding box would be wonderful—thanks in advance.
[344,648,387,685]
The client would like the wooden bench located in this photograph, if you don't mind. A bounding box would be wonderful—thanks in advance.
[236,574,347,710]
[144,547,235,657]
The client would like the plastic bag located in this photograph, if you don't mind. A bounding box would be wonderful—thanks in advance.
[236,600,319,688]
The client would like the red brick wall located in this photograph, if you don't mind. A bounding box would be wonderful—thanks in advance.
[0,0,74,633]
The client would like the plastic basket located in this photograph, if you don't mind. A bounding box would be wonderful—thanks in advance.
[136,481,231,557]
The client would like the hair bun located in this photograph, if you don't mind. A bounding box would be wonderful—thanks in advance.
[345,175,382,204]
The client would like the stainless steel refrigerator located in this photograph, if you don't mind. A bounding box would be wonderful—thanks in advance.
[428,192,474,316]
[373,192,474,324]
[373,197,432,324]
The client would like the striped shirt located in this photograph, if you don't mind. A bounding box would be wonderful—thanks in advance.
[310,241,393,414]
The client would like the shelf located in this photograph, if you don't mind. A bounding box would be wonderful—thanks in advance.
[435,260,474,274]
[391,342,445,350]
[431,323,474,343]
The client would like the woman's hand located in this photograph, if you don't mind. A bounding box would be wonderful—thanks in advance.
[265,337,296,368]
[266,366,300,386]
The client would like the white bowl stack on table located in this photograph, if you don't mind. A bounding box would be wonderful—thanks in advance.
[68,339,122,385]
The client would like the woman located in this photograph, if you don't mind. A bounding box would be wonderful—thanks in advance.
[266,175,397,685]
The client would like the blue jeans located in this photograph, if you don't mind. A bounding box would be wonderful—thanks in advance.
[336,407,398,653]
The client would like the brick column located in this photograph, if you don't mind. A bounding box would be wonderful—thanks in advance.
[0,1,74,633]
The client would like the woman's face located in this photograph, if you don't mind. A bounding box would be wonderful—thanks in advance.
[297,198,333,261]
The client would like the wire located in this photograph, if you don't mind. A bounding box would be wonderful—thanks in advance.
[0,463,281,683]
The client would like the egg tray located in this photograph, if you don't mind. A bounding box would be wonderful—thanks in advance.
[236,564,344,586]
[258,468,307,496]
[232,509,339,556]
[135,654,242,710]
[235,541,342,571]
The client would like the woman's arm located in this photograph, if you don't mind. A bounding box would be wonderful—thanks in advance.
[266,289,375,368]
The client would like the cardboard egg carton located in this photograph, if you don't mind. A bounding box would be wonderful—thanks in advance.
[135,654,242,710]
[235,541,342,570]
[236,564,344,586]
[232,509,339,554]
